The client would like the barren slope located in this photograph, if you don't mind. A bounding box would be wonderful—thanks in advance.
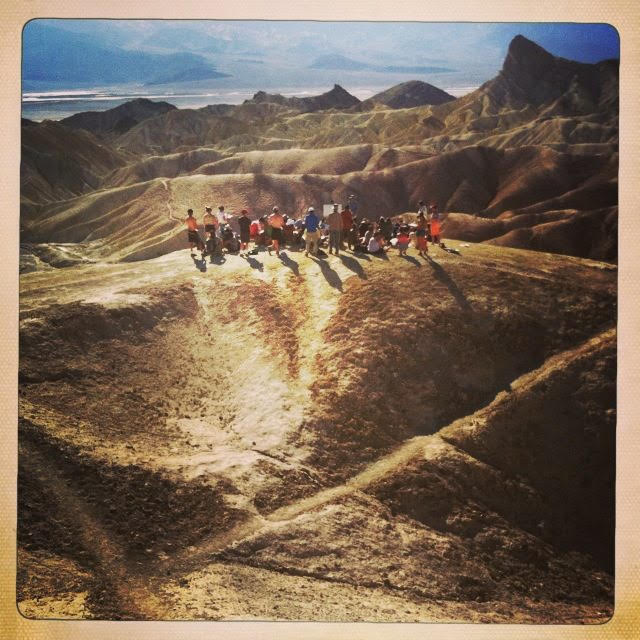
[20,36,618,261]
[18,243,616,621]
[21,143,617,263]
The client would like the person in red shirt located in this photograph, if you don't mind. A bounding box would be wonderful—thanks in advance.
[396,226,411,256]
[429,203,442,245]
[184,208,204,256]
[340,205,353,250]
[415,211,429,257]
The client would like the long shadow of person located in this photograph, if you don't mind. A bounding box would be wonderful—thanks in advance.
[400,255,422,267]
[279,252,300,277]
[338,254,367,279]
[245,256,264,272]
[311,256,343,292]
[192,255,207,272]
[426,255,472,313]
[370,250,389,261]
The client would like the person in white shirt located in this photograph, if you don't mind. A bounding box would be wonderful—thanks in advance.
[217,205,228,229]
[368,233,383,254]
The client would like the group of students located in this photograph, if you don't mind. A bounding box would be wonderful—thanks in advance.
[184,198,444,261]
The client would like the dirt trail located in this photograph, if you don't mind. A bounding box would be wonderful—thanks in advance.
[161,179,179,223]
[160,327,615,571]
[266,435,441,522]
[151,435,443,578]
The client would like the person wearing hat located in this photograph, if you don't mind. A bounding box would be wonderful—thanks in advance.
[268,206,285,256]
[303,206,320,256]
[327,203,343,255]
[237,209,251,255]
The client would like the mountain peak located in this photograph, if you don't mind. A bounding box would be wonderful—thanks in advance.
[366,81,456,109]
[503,35,555,76]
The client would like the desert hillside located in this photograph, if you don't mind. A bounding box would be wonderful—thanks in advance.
[18,31,618,622]
[21,35,618,262]
[18,242,615,621]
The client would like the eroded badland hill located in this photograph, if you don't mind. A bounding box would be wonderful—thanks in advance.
[18,36,617,622]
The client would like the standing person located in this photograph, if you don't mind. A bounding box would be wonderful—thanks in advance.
[416,211,429,257]
[348,194,359,218]
[217,205,228,234]
[327,203,343,255]
[340,204,353,250]
[429,204,442,246]
[250,217,260,242]
[396,225,411,256]
[418,200,428,217]
[304,206,320,257]
[383,217,393,242]
[203,206,218,256]
[260,215,271,247]
[203,206,218,236]
[184,208,204,257]
[358,217,369,238]
[268,206,285,256]
[237,209,251,255]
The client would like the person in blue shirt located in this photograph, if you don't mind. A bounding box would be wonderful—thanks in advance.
[304,206,320,256]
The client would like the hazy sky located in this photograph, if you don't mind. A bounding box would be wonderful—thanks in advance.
[22,20,620,95]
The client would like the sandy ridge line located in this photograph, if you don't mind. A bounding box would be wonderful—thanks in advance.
[168,327,618,570]
[20,326,615,617]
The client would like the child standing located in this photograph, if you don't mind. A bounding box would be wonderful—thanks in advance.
[396,226,411,256]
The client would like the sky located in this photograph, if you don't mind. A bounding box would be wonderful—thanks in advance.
[22,20,620,110]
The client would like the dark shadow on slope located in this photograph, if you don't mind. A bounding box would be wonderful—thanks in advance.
[426,256,473,314]
[192,255,207,272]
[311,256,343,292]
[279,252,300,277]
[338,254,367,279]
[400,255,421,267]
[244,256,264,272]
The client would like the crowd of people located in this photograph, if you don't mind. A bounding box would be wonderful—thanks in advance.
[184,196,445,262]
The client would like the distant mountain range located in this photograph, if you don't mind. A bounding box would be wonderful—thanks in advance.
[364,81,456,109]
[23,21,229,87]
[60,98,177,136]
[21,36,618,262]
[245,84,361,113]
[309,54,455,74]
